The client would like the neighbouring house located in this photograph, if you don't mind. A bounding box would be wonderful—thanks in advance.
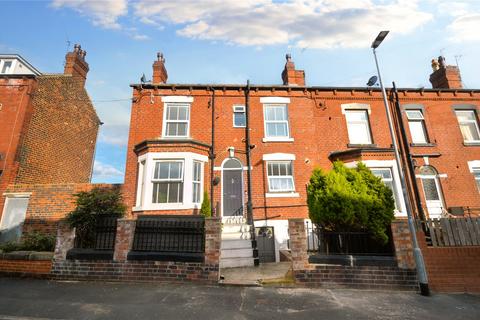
[0,45,101,242]
[123,52,480,267]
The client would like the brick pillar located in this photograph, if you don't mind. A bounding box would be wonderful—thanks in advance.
[204,217,221,266]
[288,219,311,271]
[113,219,136,262]
[53,221,75,261]
[391,219,416,269]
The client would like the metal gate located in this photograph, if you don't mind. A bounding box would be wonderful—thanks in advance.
[255,226,275,263]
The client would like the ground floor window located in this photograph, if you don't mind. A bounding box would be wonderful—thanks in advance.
[371,168,400,210]
[135,152,207,211]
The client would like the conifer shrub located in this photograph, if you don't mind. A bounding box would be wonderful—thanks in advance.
[307,161,395,243]
[200,191,212,217]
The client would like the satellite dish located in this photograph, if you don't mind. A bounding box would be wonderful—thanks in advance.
[367,75,378,86]
[140,73,146,84]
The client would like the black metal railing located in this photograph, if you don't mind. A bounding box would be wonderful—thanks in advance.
[132,216,205,253]
[232,206,244,217]
[306,221,394,256]
[74,216,118,250]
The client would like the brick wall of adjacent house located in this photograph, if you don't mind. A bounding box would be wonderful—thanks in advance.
[15,75,99,184]
[123,62,480,221]
[0,77,37,221]
[417,231,480,293]
[3,183,119,236]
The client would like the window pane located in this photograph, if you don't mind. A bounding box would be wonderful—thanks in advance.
[159,162,169,179]
[168,182,183,203]
[346,110,367,121]
[234,113,246,127]
[371,169,391,179]
[166,123,177,136]
[275,106,287,120]
[177,106,188,120]
[266,123,287,137]
[347,123,371,144]
[279,163,287,175]
[1,61,13,74]
[460,123,480,141]
[0,197,29,243]
[176,123,187,136]
[456,110,475,121]
[167,106,178,120]
[406,110,424,120]
[422,179,440,201]
[265,107,276,121]
[152,183,168,203]
[193,183,200,203]
[169,162,182,179]
[408,121,428,143]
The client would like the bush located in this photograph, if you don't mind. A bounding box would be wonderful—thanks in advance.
[0,232,56,252]
[200,191,212,217]
[66,186,126,247]
[307,161,395,244]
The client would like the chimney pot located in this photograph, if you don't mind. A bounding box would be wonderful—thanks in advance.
[64,43,89,86]
[281,53,305,86]
[429,56,462,89]
[153,52,168,84]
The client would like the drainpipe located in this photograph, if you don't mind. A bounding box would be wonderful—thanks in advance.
[245,80,259,266]
[391,82,426,222]
[210,89,216,216]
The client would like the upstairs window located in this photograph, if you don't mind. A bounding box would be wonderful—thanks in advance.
[406,110,428,144]
[345,110,372,144]
[267,161,294,192]
[0,60,13,74]
[152,161,184,203]
[233,105,246,127]
[455,110,480,143]
[163,103,190,138]
[264,104,290,139]
[473,168,480,192]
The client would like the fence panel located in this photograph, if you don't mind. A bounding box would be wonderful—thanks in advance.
[74,216,118,250]
[422,218,480,247]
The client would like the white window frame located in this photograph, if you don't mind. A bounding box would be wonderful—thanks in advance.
[0,193,30,242]
[455,110,480,143]
[344,109,373,145]
[151,160,185,204]
[133,152,208,211]
[406,110,428,144]
[345,160,406,217]
[233,105,246,128]
[467,161,480,193]
[135,160,146,207]
[162,102,191,138]
[266,161,296,193]
[263,103,293,142]
[192,161,203,203]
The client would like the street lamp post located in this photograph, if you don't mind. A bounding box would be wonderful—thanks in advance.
[371,31,430,296]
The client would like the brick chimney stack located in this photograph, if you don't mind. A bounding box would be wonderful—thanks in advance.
[64,44,89,86]
[152,52,168,84]
[429,56,462,89]
[281,53,305,86]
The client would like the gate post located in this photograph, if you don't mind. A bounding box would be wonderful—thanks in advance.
[288,219,311,271]
[53,221,75,261]
[113,219,136,262]
[205,217,222,266]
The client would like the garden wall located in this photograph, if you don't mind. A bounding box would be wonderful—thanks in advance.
[0,252,52,278]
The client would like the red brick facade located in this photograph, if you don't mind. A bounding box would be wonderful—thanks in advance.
[123,54,480,224]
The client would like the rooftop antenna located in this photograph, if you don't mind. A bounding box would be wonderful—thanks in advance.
[454,54,463,67]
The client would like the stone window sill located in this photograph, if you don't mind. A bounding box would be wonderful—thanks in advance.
[410,143,436,147]
[265,192,300,198]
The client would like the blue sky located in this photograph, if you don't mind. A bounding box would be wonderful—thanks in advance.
[1,0,479,183]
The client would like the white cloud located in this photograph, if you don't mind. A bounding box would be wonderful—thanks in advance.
[447,13,480,43]
[51,0,128,29]
[99,125,129,146]
[132,0,432,48]
[93,160,123,179]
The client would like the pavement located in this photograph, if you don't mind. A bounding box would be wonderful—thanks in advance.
[0,277,479,320]
[220,262,292,286]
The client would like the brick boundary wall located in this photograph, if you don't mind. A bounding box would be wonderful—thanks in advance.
[417,231,480,293]
[50,217,221,284]
[288,219,419,291]
[0,252,52,278]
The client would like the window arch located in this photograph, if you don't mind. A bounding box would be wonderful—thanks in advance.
[418,165,438,176]
[222,158,242,170]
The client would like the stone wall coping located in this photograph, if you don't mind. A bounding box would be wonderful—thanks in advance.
[0,251,53,261]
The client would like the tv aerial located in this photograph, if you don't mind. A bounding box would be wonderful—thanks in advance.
[366,75,378,87]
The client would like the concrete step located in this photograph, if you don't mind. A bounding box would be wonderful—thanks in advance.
[222,224,252,233]
[221,239,252,250]
[221,248,253,259]
[220,257,255,268]
[221,232,252,240]
[222,216,246,225]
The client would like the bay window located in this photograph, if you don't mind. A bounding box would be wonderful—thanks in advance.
[152,161,184,203]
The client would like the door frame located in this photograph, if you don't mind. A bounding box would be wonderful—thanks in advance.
[221,158,244,217]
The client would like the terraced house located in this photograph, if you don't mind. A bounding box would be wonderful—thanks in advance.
[123,53,480,267]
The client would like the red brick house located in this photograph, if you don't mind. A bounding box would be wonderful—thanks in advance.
[0,45,100,241]
[123,53,479,266]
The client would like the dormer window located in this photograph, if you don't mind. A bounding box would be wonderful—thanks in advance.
[0,60,14,74]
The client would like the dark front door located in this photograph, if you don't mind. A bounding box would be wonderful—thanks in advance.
[256,226,275,263]
[223,168,243,216]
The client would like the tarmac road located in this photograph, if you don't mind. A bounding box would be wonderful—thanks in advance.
[0,277,479,320]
